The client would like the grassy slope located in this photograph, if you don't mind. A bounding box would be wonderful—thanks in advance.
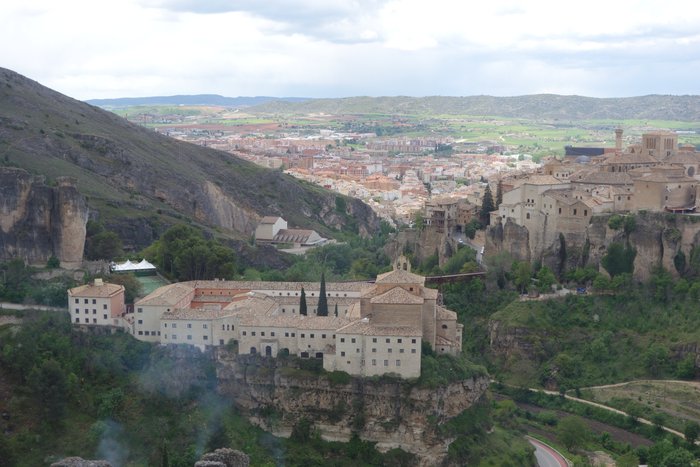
[0,68,369,243]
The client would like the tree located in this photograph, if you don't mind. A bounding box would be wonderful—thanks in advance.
[334,303,338,317]
[684,421,700,445]
[557,416,589,451]
[106,273,143,303]
[28,359,68,426]
[536,266,556,293]
[495,180,503,209]
[480,184,495,226]
[601,242,636,277]
[86,230,123,260]
[513,261,532,294]
[299,287,307,316]
[317,273,328,316]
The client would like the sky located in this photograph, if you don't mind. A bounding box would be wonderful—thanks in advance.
[2,0,700,100]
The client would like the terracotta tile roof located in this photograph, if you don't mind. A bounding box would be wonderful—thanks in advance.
[573,171,633,185]
[375,269,426,285]
[69,282,124,298]
[436,306,457,320]
[370,287,424,305]
[135,283,194,306]
[336,320,422,337]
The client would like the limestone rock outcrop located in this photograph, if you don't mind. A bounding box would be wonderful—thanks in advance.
[195,448,250,467]
[0,167,88,267]
[216,352,490,466]
[50,458,111,467]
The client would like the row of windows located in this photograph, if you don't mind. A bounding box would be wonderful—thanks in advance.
[163,322,209,329]
[137,330,161,336]
[76,318,101,324]
[341,348,416,356]
[75,308,102,314]
[76,298,100,304]
[341,337,416,344]
[74,313,108,319]
[164,334,209,341]
[276,291,349,297]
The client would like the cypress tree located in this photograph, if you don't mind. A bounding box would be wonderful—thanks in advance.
[480,183,495,226]
[317,272,329,316]
[299,287,307,316]
[334,303,338,317]
[495,180,503,209]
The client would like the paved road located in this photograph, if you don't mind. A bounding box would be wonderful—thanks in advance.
[526,436,569,467]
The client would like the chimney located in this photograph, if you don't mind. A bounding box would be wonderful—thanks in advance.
[94,278,103,286]
[615,128,623,152]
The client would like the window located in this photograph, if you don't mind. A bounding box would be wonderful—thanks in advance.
[310,334,315,339]
[384,360,389,367]
[219,339,224,345]
[138,320,143,324]
[388,348,392,353]
[372,359,376,366]
[351,338,356,343]
[372,337,377,343]
[261,332,265,336]
[442,324,448,329]
[92,299,96,304]
[411,339,416,344]
[285,332,289,337]
[103,304,107,309]
[75,318,79,323]
[397,339,402,344]
[301,333,305,338]
[573,209,577,215]
[203,336,208,340]
[396,360,401,367]
[340,338,345,343]
[291,333,295,337]
[138,330,143,335]
[356,348,360,353]
[252,331,256,336]
[103,314,107,319]
[74,298,79,304]
[341,351,346,357]
[144,331,149,336]
[75,308,79,313]
[411,349,416,354]
[84,299,88,304]
[187,335,192,340]
[242,331,247,336]
[138,308,142,313]
[372,348,377,353]
[271,332,275,337]
[172,334,177,340]
[400,348,404,353]
[222,324,225,330]
[187,323,192,329]
[322,334,326,339]
[93,309,97,314]
[386,338,390,343]
[93,318,97,324]
[203,324,208,329]
[172,323,177,328]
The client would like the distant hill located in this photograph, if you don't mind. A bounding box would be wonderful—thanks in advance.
[247,94,700,121]
[86,94,310,109]
[0,68,378,254]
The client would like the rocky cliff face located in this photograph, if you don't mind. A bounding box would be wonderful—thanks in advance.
[0,167,87,267]
[486,213,700,281]
[215,353,489,465]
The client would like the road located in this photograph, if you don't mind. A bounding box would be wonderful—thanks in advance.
[526,436,569,467]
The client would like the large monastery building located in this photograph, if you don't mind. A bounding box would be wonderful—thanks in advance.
[70,259,462,379]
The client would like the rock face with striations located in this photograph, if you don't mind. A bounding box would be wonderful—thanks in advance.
[0,167,88,267]
[216,352,490,466]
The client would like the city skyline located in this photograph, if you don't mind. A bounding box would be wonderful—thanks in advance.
[2,0,699,100]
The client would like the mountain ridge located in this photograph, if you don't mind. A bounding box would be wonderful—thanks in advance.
[87,94,310,108]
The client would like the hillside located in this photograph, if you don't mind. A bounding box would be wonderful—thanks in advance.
[87,94,310,109]
[0,68,379,252]
[248,94,700,121]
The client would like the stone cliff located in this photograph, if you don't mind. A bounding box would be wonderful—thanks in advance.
[215,352,490,465]
[0,167,88,267]
[486,213,700,281]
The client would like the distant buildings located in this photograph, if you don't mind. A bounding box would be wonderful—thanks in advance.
[254,216,326,247]
[67,279,127,328]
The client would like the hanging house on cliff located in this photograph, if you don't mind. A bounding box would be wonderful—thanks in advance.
[74,258,461,379]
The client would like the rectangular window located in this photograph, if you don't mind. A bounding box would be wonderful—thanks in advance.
[165,334,168,339]
[341,351,346,357]
[93,318,97,324]
[301,333,305,338]
[386,338,390,343]
[384,360,388,367]
[138,330,143,335]
[138,308,142,313]
[411,349,416,354]
[172,334,177,340]
[372,359,376,366]
[285,332,289,337]
[138,320,143,324]
[84,299,88,304]
[310,334,314,339]
[75,318,79,323]
[388,348,392,353]
[187,335,192,340]
[340,338,345,343]
[103,304,107,309]
[322,334,326,339]
[93,309,96,314]
[92,299,96,304]
[75,298,79,303]
[372,337,377,343]
[252,331,256,336]
[164,323,168,328]
[351,338,356,343]
[172,323,177,328]
[103,314,107,319]
[242,331,247,336]
[187,323,192,329]
[271,332,275,337]
[356,348,360,353]
[75,308,79,313]
[396,360,401,367]
[397,339,402,343]
[372,348,376,353]
[411,339,416,344]
[219,339,224,345]
[399,348,404,354]
[203,335,208,340]
[203,324,208,329]
[291,333,295,337]
[261,332,265,336]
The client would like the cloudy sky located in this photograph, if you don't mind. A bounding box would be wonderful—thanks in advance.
[2,0,699,99]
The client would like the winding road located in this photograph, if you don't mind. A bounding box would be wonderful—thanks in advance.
[526,436,569,467]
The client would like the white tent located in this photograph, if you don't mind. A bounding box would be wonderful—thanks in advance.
[111,259,157,274]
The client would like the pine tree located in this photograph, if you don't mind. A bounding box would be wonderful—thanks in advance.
[495,180,503,209]
[334,303,338,317]
[317,272,329,316]
[480,183,495,226]
[299,287,307,316]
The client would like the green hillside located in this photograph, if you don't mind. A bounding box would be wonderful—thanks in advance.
[249,94,700,121]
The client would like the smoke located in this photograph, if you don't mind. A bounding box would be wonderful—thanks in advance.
[95,419,129,467]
